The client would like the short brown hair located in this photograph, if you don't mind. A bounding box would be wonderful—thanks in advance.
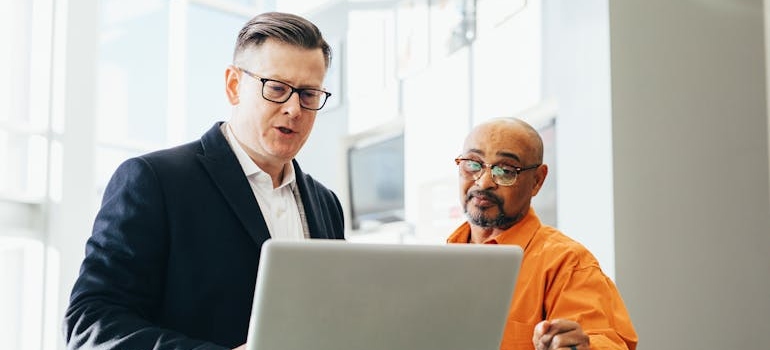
[233,12,331,68]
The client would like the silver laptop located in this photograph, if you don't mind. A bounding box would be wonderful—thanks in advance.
[246,239,523,350]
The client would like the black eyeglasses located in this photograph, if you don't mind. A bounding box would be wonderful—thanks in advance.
[238,67,332,110]
[455,157,540,186]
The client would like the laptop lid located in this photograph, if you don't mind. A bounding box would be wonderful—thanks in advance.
[246,239,523,350]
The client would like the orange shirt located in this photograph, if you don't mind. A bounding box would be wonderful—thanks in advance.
[447,209,638,350]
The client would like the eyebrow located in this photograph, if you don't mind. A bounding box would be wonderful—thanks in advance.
[466,149,522,163]
[268,77,323,90]
[247,70,323,90]
[496,151,522,163]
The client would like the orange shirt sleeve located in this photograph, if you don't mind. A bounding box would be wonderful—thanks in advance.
[449,211,638,350]
[502,228,638,350]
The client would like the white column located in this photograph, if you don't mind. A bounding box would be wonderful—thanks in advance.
[610,1,770,349]
[46,0,99,349]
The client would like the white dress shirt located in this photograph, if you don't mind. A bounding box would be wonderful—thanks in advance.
[223,123,306,241]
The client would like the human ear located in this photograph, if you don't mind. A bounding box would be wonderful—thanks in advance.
[530,164,548,197]
[225,65,241,105]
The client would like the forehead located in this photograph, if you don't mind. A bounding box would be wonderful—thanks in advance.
[238,39,327,85]
[463,122,535,161]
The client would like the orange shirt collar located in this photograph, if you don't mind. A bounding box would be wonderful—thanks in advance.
[447,208,541,251]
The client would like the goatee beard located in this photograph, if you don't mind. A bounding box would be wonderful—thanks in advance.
[464,190,518,229]
[465,209,517,229]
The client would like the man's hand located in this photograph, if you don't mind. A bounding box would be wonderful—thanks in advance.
[232,344,246,350]
[533,319,590,350]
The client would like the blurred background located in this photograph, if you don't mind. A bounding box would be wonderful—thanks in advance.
[1,0,769,349]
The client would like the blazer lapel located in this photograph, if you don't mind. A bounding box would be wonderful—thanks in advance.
[293,160,332,239]
[197,122,271,246]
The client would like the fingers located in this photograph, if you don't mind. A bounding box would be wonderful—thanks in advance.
[533,320,551,339]
[532,319,589,350]
[532,320,552,350]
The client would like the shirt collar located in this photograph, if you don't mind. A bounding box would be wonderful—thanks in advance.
[447,208,541,251]
[492,209,541,249]
[224,122,297,190]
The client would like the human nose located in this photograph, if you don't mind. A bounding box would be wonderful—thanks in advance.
[283,91,303,116]
[474,165,497,189]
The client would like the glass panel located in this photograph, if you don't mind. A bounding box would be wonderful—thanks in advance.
[48,140,62,203]
[430,0,471,59]
[96,0,169,148]
[25,135,48,199]
[0,131,48,200]
[1,0,52,131]
[395,0,430,79]
[346,10,398,133]
[274,0,329,15]
[475,0,527,38]
[0,0,32,126]
[0,243,24,350]
[28,0,55,131]
[185,4,248,141]
[222,0,257,7]
[0,238,44,350]
[471,0,541,122]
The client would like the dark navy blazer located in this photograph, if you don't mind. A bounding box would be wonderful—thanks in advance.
[64,122,345,350]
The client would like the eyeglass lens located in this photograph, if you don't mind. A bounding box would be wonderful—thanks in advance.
[460,160,517,185]
[262,80,327,110]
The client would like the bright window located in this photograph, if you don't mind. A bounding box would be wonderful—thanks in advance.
[346,9,399,134]
[97,0,170,150]
[185,3,247,141]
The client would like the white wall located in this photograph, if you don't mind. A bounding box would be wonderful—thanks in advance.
[541,0,616,278]
[610,1,770,349]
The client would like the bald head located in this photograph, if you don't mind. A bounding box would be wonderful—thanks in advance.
[463,118,544,165]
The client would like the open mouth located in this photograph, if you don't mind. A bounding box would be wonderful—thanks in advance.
[277,126,294,134]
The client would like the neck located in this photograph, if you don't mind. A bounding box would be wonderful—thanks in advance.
[258,162,286,189]
[227,122,288,187]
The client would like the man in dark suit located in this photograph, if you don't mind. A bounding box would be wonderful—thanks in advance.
[63,12,344,350]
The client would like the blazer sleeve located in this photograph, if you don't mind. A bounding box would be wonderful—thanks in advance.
[63,157,229,350]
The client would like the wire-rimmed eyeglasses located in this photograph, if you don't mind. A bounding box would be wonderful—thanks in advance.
[455,157,540,186]
[238,67,332,111]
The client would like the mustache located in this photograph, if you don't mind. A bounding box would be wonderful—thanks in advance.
[465,189,503,205]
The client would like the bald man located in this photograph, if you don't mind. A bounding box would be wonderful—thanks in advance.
[448,118,638,350]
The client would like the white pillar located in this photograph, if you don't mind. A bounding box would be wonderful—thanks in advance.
[47,0,99,349]
[610,1,770,349]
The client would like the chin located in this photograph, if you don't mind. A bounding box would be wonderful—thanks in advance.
[465,208,516,229]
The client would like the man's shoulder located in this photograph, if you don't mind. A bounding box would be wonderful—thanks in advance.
[111,130,223,182]
[141,138,203,161]
[138,122,225,163]
[531,226,600,265]
[293,162,336,197]
[297,172,339,205]
[539,225,580,245]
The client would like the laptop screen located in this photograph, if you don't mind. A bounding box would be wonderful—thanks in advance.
[246,239,523,350]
